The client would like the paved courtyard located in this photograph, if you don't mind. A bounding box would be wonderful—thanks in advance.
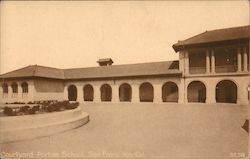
[0,103,248,159]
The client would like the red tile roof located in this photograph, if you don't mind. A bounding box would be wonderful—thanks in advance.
[0,61,181,80]
[173,25,250,52]
[0,65,64,79]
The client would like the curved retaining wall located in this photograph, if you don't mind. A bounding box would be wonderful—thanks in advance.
[0,107,89,143]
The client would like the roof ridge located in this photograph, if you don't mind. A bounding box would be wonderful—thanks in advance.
[63,60,179,71]
[206,25,250,32]
[177,25,250,43]
[178,31,207,44]
[0,65,34,76]
[33,64,62,70]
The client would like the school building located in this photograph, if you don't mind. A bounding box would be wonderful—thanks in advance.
[1,25,249,105]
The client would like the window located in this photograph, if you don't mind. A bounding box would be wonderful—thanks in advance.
[2,83,8,93]
[21,82,28,93]
[11,83,18,93]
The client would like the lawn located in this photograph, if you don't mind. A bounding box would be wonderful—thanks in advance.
[0,103,248,159]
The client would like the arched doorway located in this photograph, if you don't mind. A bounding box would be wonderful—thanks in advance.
[216,80,237,103]
[101,84,112,101]
[162,82,178,102]
[68,85,77,101]
[83,84,94,101]
[140,82,154,102]
[187,81,206,103]
[119,83,132,102]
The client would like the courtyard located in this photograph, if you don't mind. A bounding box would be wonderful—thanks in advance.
[0,103,248,159]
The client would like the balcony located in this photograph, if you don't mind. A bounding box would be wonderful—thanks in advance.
[215,65,237,73]
[189,65,239,74]
[189,67,206,74]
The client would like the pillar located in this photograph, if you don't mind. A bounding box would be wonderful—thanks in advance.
[28,81,35,102]
[206,83,216,104]
[0,84,2,100]
[184,82,188,103]
[8,84,12,103]
[153,84,162,103]
[243,47,248,72]
[237,47,242,72]
[63,86,68,101]
[237,82,249,105]
[112,84,119,103]
[178,79,185,104]
[185,51,189,75]
[17,83,22,100]
[211,49,215,73]
[206,49,210,73]
[76,85,83,103]
[132,84,139,103]
[93,85,101,102]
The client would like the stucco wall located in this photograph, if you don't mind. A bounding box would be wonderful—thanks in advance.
[34,79,64,92]
[34,79,65,101]
[184,75,249,105]
[0,79,65,103]
[65,76,182,103]
[0,80,35,103]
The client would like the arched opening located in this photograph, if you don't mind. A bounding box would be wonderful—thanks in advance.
[140,82,154,102]
[11,82,18,93]
[21,82,28,93]
[187,81,206,103]
[68,85,77,101]
[83,84,94,101]
[101,84,112,101]
[216,80,237,103]
[162,82,178,102]
[119,83,132,102]
[2,83,8,93]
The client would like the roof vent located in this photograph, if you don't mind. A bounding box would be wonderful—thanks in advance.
[97,58,114,66]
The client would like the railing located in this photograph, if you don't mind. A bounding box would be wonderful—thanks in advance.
[215,65,237,73]
[189,67,206,74]
[189,65,240,74]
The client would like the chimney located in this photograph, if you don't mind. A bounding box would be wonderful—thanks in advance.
[97,58,114,66]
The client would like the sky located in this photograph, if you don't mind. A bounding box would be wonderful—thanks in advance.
[0,1,249,74]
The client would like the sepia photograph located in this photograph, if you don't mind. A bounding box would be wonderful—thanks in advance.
[0,1,249,159]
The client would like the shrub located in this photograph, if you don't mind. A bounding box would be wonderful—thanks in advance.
[19,105,30,113]
[29,105,40,114]
[12,102,24,104]
[27,101,34,104]
[3,107,16,116]
[32,105,40,111]
[65,102,79,110]
[47,105,56,112]
[50,102,62,111]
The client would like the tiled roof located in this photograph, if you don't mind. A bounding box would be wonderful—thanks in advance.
[173,25,250,52]
[0,65,65,79]
[0,61,181,80]
[63,61,180,79]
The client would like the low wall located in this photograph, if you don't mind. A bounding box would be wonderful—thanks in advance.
[0,107,89,143]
